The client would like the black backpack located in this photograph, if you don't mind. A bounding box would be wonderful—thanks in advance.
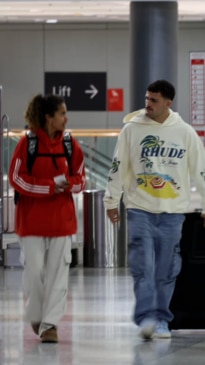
[14,130,72,204]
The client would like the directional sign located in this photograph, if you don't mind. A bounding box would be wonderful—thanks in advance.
[45,72,107,111]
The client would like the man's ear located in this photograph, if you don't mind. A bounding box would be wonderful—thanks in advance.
[167,99,172,108]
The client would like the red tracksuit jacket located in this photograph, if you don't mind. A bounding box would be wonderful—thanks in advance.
[9,128,86,237]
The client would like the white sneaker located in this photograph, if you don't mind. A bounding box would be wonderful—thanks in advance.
[138,319,156,340]
[154,320,171,339]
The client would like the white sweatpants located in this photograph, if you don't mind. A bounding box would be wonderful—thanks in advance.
[19,235,71,334]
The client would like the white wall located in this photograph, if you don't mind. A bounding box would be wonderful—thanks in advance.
[0,21,205,129]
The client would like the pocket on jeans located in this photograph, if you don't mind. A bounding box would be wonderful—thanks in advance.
[19,249,25,266]
[169,246,182,279]
[64,252,72,265]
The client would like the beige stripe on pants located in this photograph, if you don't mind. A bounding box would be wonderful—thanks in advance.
[19,235,72,332]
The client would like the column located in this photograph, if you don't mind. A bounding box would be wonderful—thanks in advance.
[130,0,178,110]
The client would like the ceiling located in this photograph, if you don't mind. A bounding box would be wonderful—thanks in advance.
[0,0,204,24]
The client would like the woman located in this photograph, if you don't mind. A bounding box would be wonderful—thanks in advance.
[9,94,86,343]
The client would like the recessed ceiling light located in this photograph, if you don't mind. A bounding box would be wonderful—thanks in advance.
[82,13,96,17]
[30,9,41,13]
[46,19,58,23]
[34,18,44,23]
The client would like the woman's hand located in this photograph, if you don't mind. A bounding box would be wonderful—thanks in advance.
[55,181,69,194]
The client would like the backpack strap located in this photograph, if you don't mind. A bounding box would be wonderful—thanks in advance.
[26,130,72,172]
[26,130,38,174]
[63,131,72,165]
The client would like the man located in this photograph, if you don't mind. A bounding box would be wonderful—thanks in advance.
[103,80,205,340]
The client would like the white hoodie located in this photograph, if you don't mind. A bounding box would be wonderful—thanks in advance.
[103,109,205,213]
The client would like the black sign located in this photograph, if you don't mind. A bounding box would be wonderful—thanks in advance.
[45,72,107,111]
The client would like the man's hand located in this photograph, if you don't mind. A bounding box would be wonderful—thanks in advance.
[107,208,120,224]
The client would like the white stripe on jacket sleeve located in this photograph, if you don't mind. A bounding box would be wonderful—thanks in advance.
[13,158,50,195]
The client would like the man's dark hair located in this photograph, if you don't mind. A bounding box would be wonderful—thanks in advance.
[147,80,175,101]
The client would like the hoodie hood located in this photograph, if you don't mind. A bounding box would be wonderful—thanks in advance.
[37,127,64,145]
[123,108,182,127]
[123,109,144,123]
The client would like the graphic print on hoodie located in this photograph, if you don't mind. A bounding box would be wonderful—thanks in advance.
[137,134,184,199]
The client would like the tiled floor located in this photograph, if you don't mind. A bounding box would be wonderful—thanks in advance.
[0,267,205,365]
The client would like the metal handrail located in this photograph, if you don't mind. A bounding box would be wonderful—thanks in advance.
[79,139,112,163]
[5,128,121,137]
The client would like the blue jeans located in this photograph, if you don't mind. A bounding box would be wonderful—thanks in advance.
[127,208,185,325]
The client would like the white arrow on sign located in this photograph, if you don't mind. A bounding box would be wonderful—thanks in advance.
[85,84,98,99]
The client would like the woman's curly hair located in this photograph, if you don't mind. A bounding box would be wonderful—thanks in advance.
[25,94,65,131]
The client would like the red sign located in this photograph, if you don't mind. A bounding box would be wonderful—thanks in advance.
[196,130,205,145]
[107,88,123,111]
[191,59,204,65]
